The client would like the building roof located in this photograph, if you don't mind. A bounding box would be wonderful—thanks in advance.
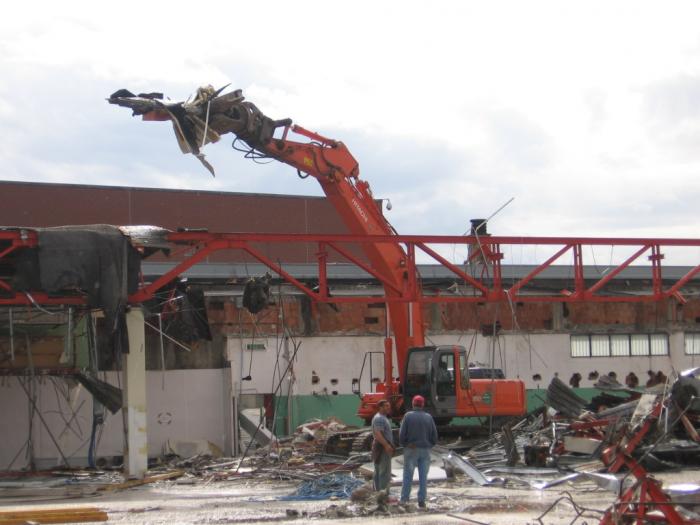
[0,180,354,263]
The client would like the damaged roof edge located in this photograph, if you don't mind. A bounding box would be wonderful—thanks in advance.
[142,261,700,282]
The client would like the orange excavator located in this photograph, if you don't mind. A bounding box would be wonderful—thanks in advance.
[108,86,527,424]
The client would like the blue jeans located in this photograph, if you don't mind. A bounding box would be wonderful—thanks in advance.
[400,446,430,503]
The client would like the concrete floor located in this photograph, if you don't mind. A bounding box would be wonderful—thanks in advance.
[2,469,700,524]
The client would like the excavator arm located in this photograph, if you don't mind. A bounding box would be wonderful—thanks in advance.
[241,119,427,395]
[108,87,424,395]
[110,85,528,423]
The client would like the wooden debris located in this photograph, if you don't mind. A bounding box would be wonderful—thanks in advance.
[0,507,107,524]
[98,470,184,492]
[680,413,700,442]
[0,485,97,501]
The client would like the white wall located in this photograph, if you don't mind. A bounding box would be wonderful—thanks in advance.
[3,331,696,470]
[0,369,229,470]
[429,332,694,388]
[227,330,700,395]
[227,335,395,398]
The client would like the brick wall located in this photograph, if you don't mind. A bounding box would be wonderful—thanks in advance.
[206,296,700,336]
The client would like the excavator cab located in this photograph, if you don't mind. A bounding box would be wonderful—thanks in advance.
[403,345,527,424]
[403,345,463,423]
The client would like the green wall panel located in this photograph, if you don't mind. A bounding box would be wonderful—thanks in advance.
[270,388,623,436]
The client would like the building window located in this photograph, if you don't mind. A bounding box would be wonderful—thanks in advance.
[610,335,630,356]
[631,334,650,356]
[571,334,668,358]
[591,335,610,357]
[685,333,700,355]
[571,335,590,357]
[650,334,668,356]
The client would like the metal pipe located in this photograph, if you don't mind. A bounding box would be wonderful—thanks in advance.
[283,334,292,435]
[63,307,73,363]
[89,313,99,371]
[384,305,393,395]
[158,314,166,390]
[8,308,14,361]
[143,320,192,352]
[466,197,515,236]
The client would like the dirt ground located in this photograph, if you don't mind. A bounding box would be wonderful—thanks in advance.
[2,468,700,524]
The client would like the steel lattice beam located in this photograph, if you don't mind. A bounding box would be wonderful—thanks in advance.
[2,229,700,306]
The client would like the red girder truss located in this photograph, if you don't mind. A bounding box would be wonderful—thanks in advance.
[2,229,700,306]
[600,402,697,524]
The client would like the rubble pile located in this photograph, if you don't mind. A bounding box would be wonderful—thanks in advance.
[439,367,700,522]
[291,417,354,451]
[148,417,370,486]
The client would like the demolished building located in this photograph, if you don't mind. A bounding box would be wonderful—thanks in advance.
[2,181,700,476]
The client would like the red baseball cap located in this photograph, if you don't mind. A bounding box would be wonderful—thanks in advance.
[412,395,425,407]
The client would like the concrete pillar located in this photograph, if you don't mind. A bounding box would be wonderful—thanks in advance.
[223,367,236,457]
[552,303,564,331]
[225,337,240,456]
[124,308,147,479]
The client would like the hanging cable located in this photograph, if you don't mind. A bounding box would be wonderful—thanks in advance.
[267,295,286,455]
[17,375,70,468]
[236,337,302,473]
[86,310,104,469]
[231,138,274,164]
[23,292,60,316]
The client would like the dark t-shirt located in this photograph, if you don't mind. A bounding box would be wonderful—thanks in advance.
[372,412,393,445]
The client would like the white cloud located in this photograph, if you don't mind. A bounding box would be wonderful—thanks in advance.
[1,0,700,268]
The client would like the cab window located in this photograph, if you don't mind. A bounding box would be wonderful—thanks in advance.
[406,350,432,395]
[459,353,469,388]
[436,353,455,396]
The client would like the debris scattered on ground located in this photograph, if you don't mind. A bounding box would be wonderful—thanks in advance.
[98,470,185,492]
[279,473,364,501]
[439,368,700,522]
[4,373,700,522]
[293,416,352,449]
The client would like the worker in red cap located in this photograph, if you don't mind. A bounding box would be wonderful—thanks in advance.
[399,394,438,508]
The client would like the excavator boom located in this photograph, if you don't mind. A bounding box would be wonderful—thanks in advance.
[109,85,526,422]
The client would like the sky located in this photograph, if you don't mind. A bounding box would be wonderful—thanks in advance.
[2,1,700,266]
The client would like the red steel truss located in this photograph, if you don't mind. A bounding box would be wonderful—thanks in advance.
[2,229,700,306]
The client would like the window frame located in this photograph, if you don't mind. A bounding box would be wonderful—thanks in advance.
[570,333,669,358]
[685,333,700,355]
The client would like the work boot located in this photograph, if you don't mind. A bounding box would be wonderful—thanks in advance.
[418,501,426,509]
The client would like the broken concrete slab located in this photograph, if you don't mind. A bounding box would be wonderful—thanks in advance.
[163,439,223,459]
[238,410,276,448]
[563,435,602,455]
[441,452,501,486]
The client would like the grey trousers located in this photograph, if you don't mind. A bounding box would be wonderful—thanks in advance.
[373,449,392,491]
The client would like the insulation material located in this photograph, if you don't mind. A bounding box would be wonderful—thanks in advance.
[163,439,223,459]
[12,225,141,355]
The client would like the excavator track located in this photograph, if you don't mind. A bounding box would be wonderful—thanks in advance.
[350,431,375,453]
[323,423,498,457]
[323,429,377,456]
[325,428,401,456]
